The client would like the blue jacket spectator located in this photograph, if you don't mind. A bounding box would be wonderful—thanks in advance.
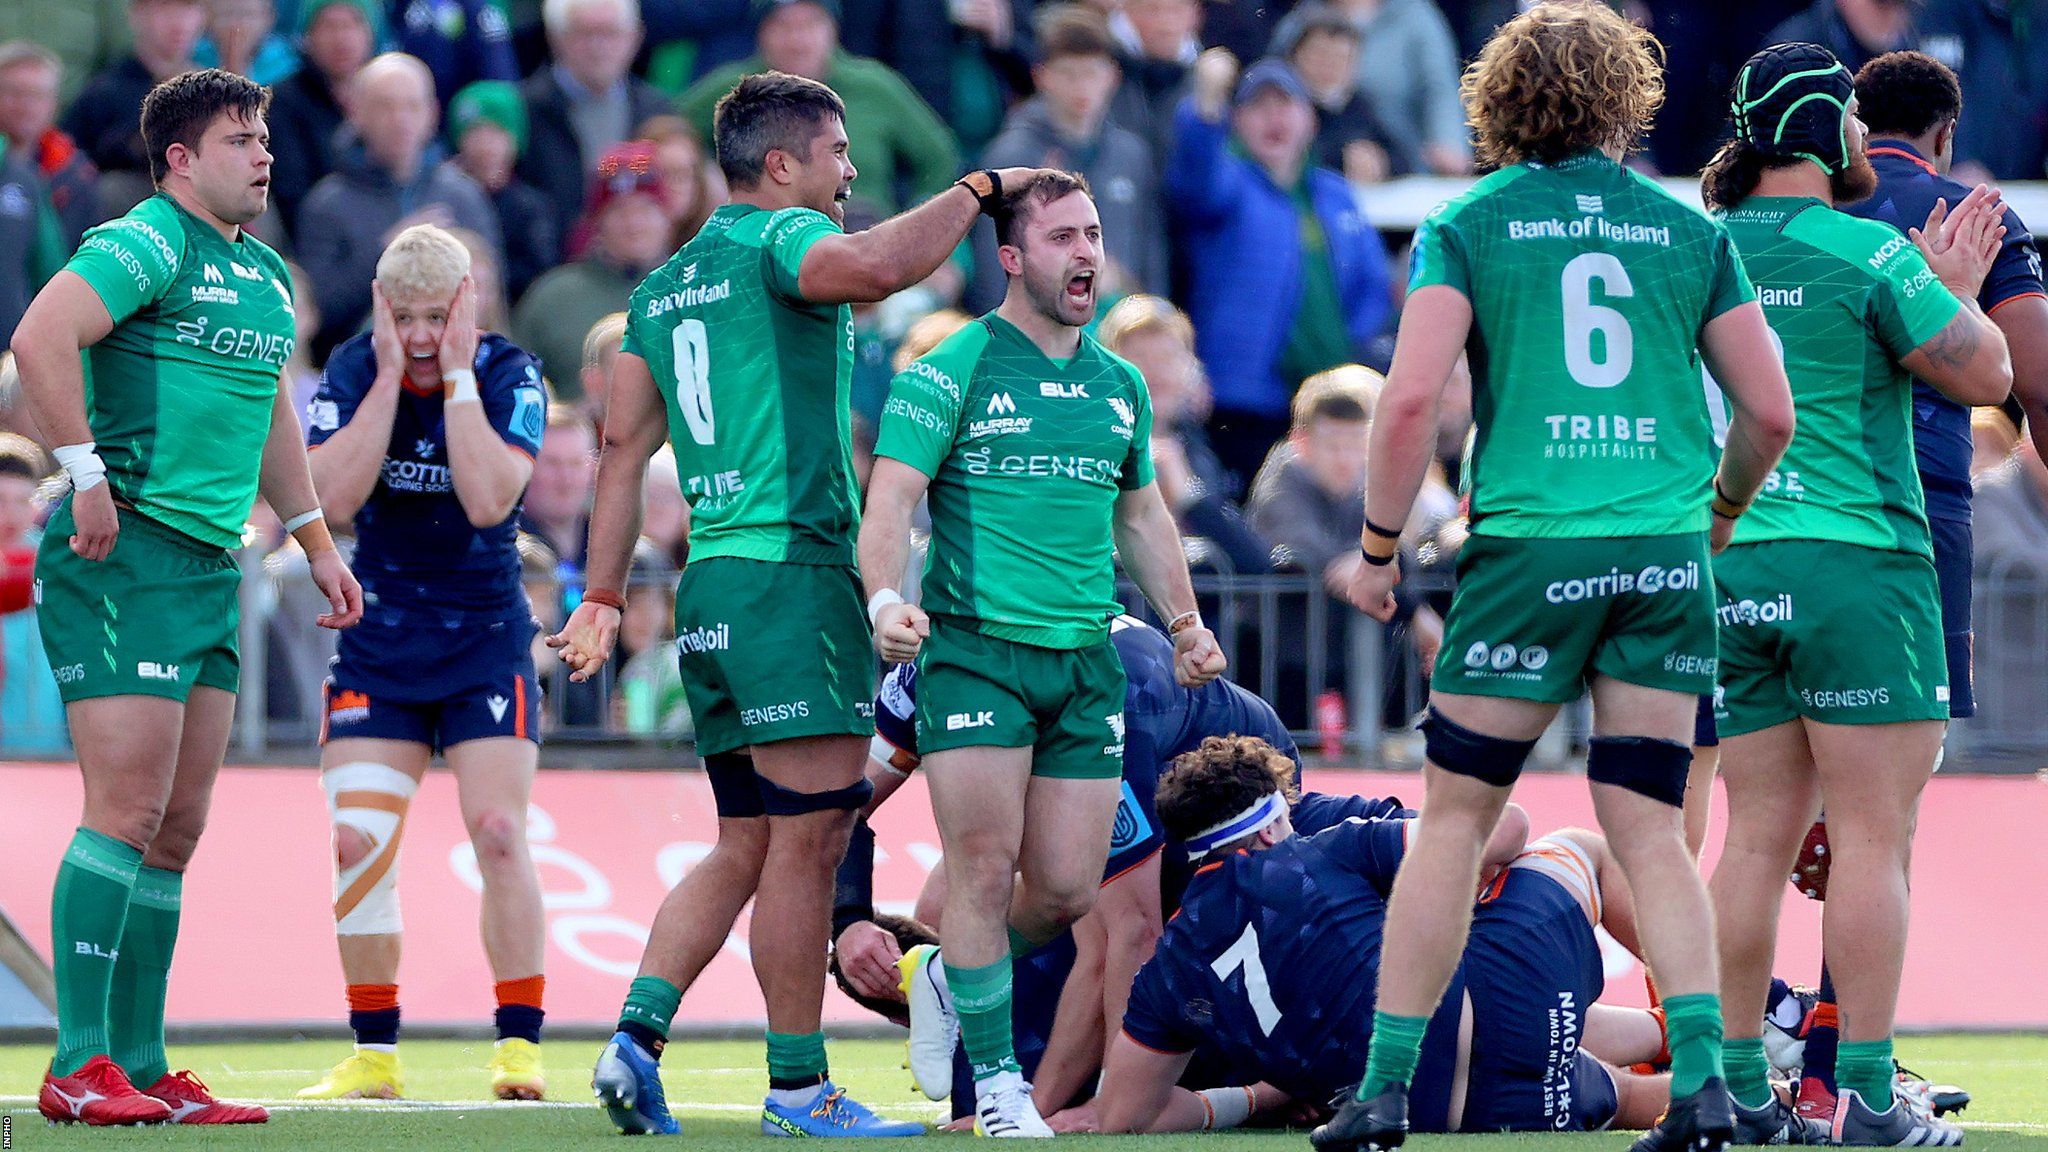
[1166,56,1392,488]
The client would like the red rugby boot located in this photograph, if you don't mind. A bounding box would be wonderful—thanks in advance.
[39,1055,174,1125]
[141,1069,271,1124]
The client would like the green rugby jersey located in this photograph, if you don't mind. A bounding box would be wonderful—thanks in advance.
[1717,198,1960,558]
[1410,151,1754,537]
[623,203,860,566]
[64,193,294,550]
[874,314,1154,649]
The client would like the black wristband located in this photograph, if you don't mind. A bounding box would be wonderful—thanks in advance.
[1363,516,1403,541]
[956,169,1004,215]
[1360,544,1394,567]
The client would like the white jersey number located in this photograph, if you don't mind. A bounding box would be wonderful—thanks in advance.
[1561,253,1635,389]
[1211,922,1282,1037]
[672,319,715,446]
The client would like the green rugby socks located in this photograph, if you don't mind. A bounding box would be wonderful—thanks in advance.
[1358,1011,1429,1099]
[1663,992,1727,1098]
[1723,1035,1772,1108]
[51,828,141,1077]
[1838,1038,1895,1112]
[949,956,1022,1082]
[109,865,182,1086]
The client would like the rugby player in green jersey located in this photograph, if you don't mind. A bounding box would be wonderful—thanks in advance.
[12,69,363,1126]
[1312,8,1799,1152]
[1699,44,2010,1148]
[859,169,1225,1138]
[549,70,1052,1137]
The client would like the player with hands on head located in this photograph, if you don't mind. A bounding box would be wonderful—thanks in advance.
[553,68,1060,1138]
[295,223,554,1104]
[859,169,1222,1139]
[1319,8,1796,1152]
[15,67,360,1127]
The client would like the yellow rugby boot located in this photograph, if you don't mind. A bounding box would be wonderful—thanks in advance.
[298,1048,403,1099]
[490,1037,546,1100]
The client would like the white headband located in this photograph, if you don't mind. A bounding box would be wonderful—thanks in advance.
[1184,792,1285,860]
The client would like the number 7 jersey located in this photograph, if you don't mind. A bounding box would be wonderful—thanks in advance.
[623,203,863,566]
[1411,151,1754,537]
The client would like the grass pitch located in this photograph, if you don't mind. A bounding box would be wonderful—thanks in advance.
[3,1035,2047,1150]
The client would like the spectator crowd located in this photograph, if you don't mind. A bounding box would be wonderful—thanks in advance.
[2,0,2047,753]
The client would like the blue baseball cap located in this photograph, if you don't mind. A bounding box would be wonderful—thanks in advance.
[1235,57,1311,108]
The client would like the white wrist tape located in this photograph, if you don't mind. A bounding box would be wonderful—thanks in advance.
[53,442,107,492]
[867,588,905,628]
[443,368,480,405]
[283,509,325,534]
[1197,1087,1255,1130]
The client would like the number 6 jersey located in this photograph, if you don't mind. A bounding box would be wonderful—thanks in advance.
[1410,151,1754,538]
[623,203,863,567]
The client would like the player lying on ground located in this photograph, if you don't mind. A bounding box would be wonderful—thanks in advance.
[1700,41,2010,1149]
[15,67,363,1127]
[829,617,1405,1123]
[860,170,1226,1137]
[1074,736,1674,1137]
[1325,6,1797,1151]
[547,68,1057,1137]
[295,223,551,1102]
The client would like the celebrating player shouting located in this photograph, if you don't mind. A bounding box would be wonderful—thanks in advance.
[860,171,1226,1138]
[551,69,1051,1137]
[14,69,363,1126]
[1701,43,2011,1148]
[1320,7,1796,1151]
[296,225,553,1103]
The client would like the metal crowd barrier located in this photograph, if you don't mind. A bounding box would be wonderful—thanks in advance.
[206,552,2048,772]
[1953,558,2048,771]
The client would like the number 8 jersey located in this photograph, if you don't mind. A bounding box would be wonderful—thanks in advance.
[623,203,863,566]
[1411,151,1754,538]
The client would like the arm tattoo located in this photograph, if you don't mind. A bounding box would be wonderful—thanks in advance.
[1919,306,1983,371]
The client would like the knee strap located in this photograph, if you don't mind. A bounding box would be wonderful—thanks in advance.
[758,775,875,816]
[1585,736,1691,807]
[323,762,418,935]
[1420,707,1537,787]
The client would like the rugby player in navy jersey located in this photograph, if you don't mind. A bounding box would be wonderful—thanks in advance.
[296,225,553,1102]
[828,616,1410,1120]
[1086,736,1683,1137]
